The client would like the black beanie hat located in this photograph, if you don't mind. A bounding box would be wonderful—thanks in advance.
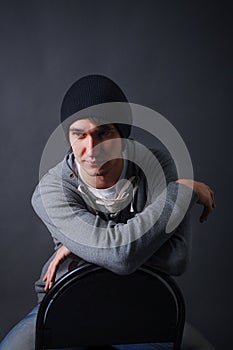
[60,74,132,139]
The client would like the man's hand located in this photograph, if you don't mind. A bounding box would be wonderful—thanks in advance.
[43,245,72,291]
[176,179,216,223]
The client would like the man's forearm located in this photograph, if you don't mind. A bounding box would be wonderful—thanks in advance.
[31,176,198,275]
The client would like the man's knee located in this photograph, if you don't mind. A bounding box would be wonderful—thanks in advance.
[0,305,38,350]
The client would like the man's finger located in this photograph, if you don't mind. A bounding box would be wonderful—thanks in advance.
[210,191,216,208]
[200,206,211,223]
[43,271,48,282]
[207,187,216,208]
[44,265,56,291]
[45,275,53,291]
[45,271,52,290]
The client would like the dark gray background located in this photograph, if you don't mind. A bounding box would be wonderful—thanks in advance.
[0,1,232,349]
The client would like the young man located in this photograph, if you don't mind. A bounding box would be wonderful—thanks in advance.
[0,75,215,350]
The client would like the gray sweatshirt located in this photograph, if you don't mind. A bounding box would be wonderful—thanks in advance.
[31,140,198,303]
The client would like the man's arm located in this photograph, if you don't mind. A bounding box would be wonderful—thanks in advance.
[38,180,214,289]
[31,169,198,276]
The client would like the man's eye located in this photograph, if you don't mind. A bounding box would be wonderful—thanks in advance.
[73,132,86,139]
[98,130,111,138]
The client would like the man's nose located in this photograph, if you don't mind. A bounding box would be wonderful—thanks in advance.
[85,134,100,156]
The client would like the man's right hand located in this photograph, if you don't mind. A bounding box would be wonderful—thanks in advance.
[43,245,72,291]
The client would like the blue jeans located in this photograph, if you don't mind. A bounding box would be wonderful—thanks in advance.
[0,305,173,350]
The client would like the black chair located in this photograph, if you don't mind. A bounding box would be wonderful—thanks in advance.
[35,263,185,350]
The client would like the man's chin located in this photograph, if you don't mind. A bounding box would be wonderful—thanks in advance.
[81,162,110,177]
[86,167,106,177]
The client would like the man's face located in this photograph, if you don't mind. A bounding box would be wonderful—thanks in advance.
[69,118,122,178]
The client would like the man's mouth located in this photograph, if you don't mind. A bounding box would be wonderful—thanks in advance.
[85,159,108,167]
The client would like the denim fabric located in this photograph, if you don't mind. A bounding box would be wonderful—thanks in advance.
[0,305,172,350]
[0,305,39,350]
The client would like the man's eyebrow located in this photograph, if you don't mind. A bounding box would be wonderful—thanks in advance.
[69,125,114,132]
[98,124,114,130]
[69,128,84,132]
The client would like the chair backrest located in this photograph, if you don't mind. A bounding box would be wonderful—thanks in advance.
[35,263,185,350]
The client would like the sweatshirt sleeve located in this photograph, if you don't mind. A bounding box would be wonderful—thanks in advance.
[144,210,192,276]
[31,165,198,275]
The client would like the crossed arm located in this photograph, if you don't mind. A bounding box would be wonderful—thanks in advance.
[32,166,215,291]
